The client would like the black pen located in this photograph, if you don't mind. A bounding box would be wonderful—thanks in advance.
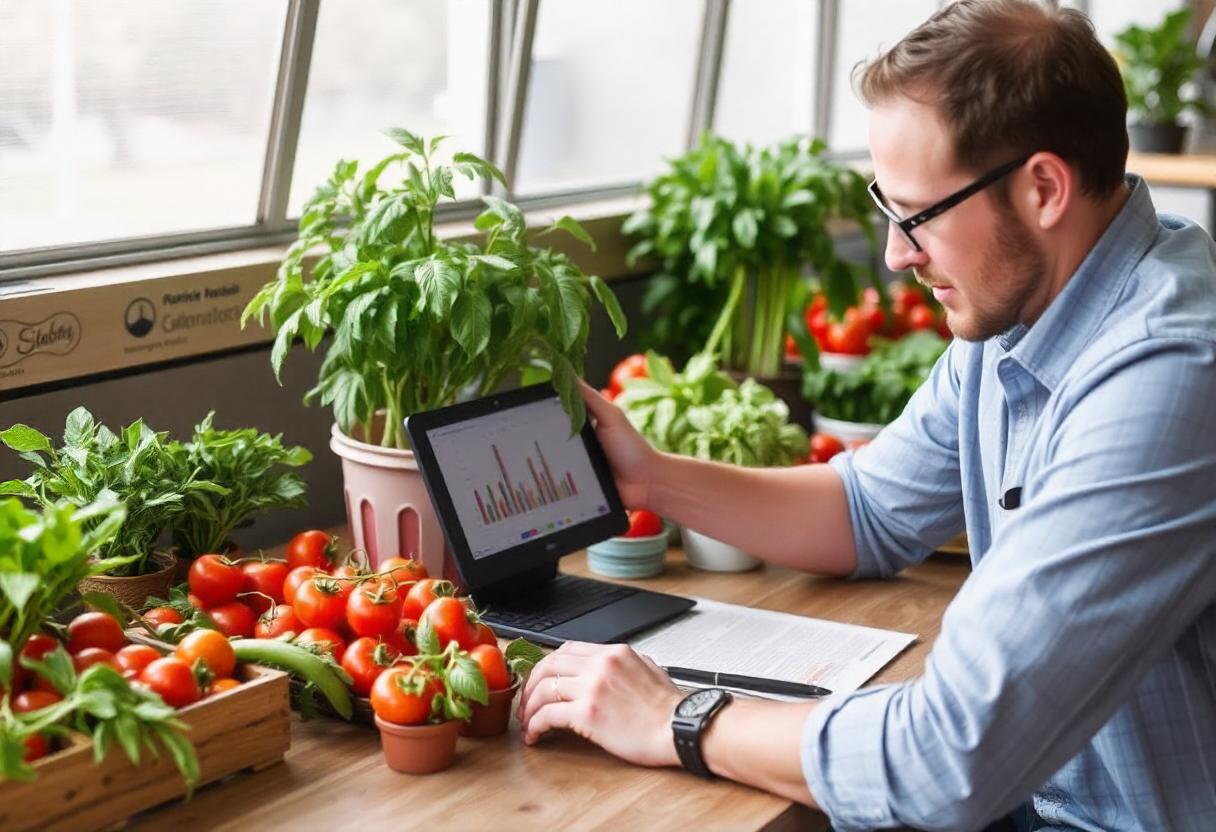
[663,666,832,698]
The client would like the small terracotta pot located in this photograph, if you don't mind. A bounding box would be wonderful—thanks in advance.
[77,550,177,609]
[374,716,461,774]
[461,677,522,738]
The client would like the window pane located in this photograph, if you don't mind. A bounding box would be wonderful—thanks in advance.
[1087,0,1186,46]
[0,0,284,253]
[714,1,817,147]
[514,0,702,196]
[289,0,490,216]
[829,1,938,152]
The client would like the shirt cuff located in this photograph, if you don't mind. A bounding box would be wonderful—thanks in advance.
[827,452,885,579]
[802,684,901,831]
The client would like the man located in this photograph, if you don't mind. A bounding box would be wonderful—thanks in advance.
[515,2,1216,829]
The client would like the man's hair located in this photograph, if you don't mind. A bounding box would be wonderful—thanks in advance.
[855,0,1127,198]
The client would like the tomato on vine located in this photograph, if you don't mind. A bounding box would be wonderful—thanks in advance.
[188,555,244,607]
[346,582,402,639]
[342,637,400,697]
[285,530,339,572]
[370,666,441,725]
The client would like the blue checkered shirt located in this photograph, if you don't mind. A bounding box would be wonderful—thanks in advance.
[802,176,1216,831]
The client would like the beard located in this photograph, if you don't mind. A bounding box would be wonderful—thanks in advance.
[918,211,1047,342]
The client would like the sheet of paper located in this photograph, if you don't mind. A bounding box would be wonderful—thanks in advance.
[630,597,917,701]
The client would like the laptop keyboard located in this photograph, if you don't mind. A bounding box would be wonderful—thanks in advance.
[480,574,633,632]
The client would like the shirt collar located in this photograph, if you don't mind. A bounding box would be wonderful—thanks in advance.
[1002,174,1158,391]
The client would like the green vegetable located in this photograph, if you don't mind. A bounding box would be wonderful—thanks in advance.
[616,352,807,467]
[623,133,877,375]
[242,129,627,446]
[231,638,353,720]
[504,637,545,679]
[802,331,948,425]
[167,412,311,558]
[0,409,223,576]
[0,497,128,653]
[1113,9,1207,126]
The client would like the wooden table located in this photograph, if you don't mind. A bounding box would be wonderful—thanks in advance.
[128,539,970,832]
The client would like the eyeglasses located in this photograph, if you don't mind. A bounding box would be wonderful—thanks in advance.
[868,153,1033,252]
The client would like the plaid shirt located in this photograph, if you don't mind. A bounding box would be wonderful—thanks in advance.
[803,176,1216,831]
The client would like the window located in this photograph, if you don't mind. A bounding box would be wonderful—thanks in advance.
[0,0,285,253]
[1086,0,1187,46]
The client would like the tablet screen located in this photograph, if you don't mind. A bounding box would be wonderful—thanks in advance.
[425,395,612,560]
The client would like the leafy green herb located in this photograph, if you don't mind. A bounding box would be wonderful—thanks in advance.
[166,413,311,558]
[801,331,948,425]
[242,129,627,446]
[1113,9,1207,126]
[616,352,807,467]
[623,133,876,375]
[504,637,545,679]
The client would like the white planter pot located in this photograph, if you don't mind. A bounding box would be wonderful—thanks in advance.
[681,528,762,572]
[813,414,885,445]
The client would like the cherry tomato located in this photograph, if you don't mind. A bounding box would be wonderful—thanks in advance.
[207,602,257,639]
[608,353,648,397]
[240,560,289,615]
[115,644,162,676]
[23,733,48,763]
[188,554,244,607]
[283,565,320,604]
[400,578,448,621]
[376,556,428,587]
[187,593,207,610]
[66,611,125,654]
[469,644,511,691]
[341,637,399,697]
[72,647,119,673]
[329,564,366,600]
[827,319,869,355]
[623,509,663,538]
[296,628,347,663]
[473,622,498,647]
[208,678,242,696]
[346,583,402,639]
[370,666,440,726]
[893,282,927,314]
[420,596,477,651]
[255,604,303,639]
[143,607,184,629]
[175,629,236,679]
[293,577,349,630]
[599,387,616,401]
[809,433,846,464]
[908,304,937,331]
[21,633,60,664]
[12,690,62,713]
[383,619,419,657]
[284,529,338,572]
[140,657,202,708]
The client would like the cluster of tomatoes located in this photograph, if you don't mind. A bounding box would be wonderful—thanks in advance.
[787,282,950,358]
[6,612,242,763]
[598,353,649,402]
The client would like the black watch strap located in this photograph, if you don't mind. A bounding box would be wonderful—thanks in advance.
[671,689,732,778]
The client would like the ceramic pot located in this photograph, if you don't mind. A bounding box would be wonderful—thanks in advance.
[1128,121,1187,154]
[461,677,522,738]
[681,528,761,572]
[374,716,461,774]
[77,550,177,609]
[812,414,884,445]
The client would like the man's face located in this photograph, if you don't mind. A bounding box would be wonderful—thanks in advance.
[868,97,1046,342]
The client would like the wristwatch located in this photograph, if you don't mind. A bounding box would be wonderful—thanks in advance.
[671,688,733,778]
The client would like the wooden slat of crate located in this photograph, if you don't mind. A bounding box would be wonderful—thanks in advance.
[0,663,290,832]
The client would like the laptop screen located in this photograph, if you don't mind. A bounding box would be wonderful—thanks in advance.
[424,395,612,561]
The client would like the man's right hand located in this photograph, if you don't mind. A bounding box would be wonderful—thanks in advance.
[578,379,659,510]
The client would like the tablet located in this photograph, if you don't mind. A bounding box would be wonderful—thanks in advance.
[404,383,630,591]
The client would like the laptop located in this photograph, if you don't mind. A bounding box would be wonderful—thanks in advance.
[404,383,695,647]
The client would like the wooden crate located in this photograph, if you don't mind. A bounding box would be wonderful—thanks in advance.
[0,663,291,832]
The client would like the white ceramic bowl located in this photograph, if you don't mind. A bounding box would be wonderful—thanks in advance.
[813,414,884,444]
[681,528,762,572]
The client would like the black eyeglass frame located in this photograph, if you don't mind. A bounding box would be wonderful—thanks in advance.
[868,153,1033,252]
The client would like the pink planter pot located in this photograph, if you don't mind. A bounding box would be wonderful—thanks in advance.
[329,414,451,581]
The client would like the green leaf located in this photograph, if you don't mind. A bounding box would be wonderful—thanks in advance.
[543,216,597,252]
[383,127,425,155]
[0,572,39,613]
[0,640,12,689]
[415,257,462,315]
[451,292,492,358]
[0,479,36,498]
[0,425,52,455]
[415,618,440,655]
[503,637,544,677]
[732,209,758,248]
[64,407,95,448]
[448,654,489,706]
[453,151,507,187]
[590,276,627,339]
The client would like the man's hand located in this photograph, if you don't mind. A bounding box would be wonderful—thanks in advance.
[516,641,684,768]
[579,379,659,510]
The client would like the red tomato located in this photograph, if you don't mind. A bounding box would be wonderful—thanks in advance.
[847,437,873,450]
[143,607,184,629]
[329,564,366,600]
[599,387,616,402]
[115,644,162,676]
[188,555,244,607]
[473,622,497,647]
[341,637,399,697]
[12,690,62,713]
[370,666,440,726]
[809,433,846,464]
[608,353,648,397]
[827,319,870,355]
[893,283,927,313]
[66,611,125,655]
[346,583,402,639]
[401,578,448,621]
[21,633,60,664]
[240,560,289,615]
[255,604,303,639]
[296,628,347,663]
[908,304,937,331]
[420,596,477,651]
[376,556,428,587]
[187,593,207,610]
[469,644,511,691]
[72,647,119,674]
[284,530,338,572]
[175,629,236,679]
[784,333,800,359]
[384,619,420,657]
[140,657,201,708]
[22,733,48,763]
[208,678,241,696]
[207,602,257,639]
[623,509,663,538]
[283,565,320,604]
[293,577,349,630]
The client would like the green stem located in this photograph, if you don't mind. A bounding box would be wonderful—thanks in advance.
[705,265,746,361]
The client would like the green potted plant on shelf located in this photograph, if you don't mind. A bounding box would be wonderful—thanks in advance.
[622,133,877,395]
[0,408,221,606]
[1113,8,1207,154]
[615,352,806,571]
[242,129,627,575]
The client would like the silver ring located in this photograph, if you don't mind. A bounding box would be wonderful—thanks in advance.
[551,675,563,701]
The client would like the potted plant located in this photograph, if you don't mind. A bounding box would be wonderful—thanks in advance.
[615,352,807,571]
[242,129,626,576]
[622,133,877,406]
[1114,8,1207,154]
[165,412,312,573]
[0,409,222,606]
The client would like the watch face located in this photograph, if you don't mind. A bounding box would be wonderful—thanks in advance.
[677,689,723,718]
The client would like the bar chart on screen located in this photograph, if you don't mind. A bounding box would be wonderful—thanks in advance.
[474,440,582,524]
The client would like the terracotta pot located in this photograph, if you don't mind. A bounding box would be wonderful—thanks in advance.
[77,550,177,609]
[461,677,522,738]
[330,413,450,580]
[374,716,461,774]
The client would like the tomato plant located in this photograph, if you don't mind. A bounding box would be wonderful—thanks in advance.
[400,578,452,621]
[175,629,236,679]
[420,596,477,650]
[346,583,402,639]
[469,644,511,691]
[188,554,244,607]
[623,509,663,538]
[285,530,338,572]
[369,666,440,726]
[140,657,202,708]
[293,577,349,630]
[207,602,257,638]
[66,611,125,654]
